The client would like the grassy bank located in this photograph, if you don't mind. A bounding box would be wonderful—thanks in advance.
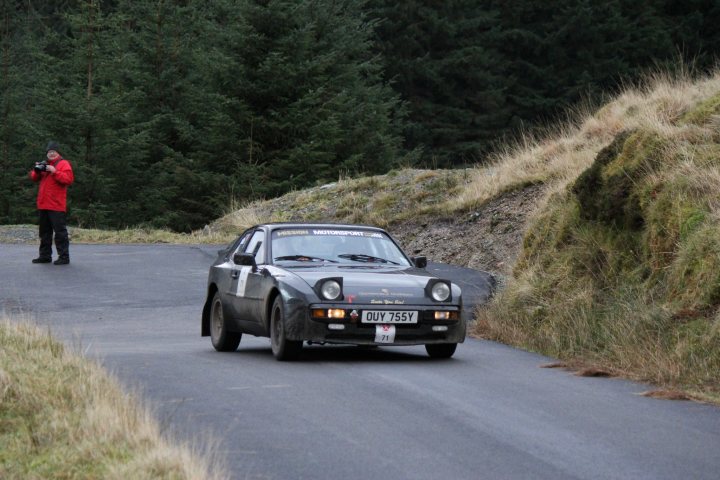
[208,168,474,234]
[473,71,720,403]
[0,316,226,479]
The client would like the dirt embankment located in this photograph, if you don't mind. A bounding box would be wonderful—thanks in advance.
[390,184,544,282]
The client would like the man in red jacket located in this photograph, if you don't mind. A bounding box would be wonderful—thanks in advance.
[29,141,74,265]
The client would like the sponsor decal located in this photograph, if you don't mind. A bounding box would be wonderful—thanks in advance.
[234,267,251,297]
[276,229,383,238]
[276,229,309,237]
[312,229,383,238]
[360,291,413,297]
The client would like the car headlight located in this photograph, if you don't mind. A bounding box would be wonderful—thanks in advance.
[431,282,450,301]
[320,280,342,300]
[428,280,451,302]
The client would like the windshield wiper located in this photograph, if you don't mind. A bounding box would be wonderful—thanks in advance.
[274,255,337,263]
[337,253,400,265]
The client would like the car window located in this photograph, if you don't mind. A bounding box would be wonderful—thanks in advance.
[244,230,266,264]
[271,228,411,266]
[230,230,253,257]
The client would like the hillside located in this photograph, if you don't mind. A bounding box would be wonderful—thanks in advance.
[477,74,720,403]
[210,71,720,402]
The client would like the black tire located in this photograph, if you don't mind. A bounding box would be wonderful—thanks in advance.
[425,343,457,359]
[270,296,302,361]
[210,291,241,352]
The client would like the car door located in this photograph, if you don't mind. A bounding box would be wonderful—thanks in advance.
[243,229,270,328]
[220,229,251,318]
[228,229,267,334]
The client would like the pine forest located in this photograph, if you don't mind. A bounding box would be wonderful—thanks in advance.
[1,0,718,231]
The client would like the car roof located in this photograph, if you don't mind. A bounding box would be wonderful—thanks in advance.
[255,222,388,233]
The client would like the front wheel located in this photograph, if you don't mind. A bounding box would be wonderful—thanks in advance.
[210,292,241,352]
[270,296,302,361]
[425,343,457,359]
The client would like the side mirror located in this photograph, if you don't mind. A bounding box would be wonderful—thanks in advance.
[233,252,257,271]
[412,256,427,268]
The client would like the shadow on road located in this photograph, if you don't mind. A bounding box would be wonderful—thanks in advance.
[209,343,463,363]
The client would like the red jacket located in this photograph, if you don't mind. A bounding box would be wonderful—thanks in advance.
[29,156,74,212]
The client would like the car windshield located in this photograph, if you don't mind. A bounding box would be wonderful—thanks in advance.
[271,228,412,266]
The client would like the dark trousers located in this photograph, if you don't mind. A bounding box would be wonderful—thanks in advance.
[38,209,69,260]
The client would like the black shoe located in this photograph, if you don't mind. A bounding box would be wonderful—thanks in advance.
[54,258,70,265]
[32,257,52,264]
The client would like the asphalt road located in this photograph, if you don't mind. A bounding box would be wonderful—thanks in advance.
[2,244,719,480]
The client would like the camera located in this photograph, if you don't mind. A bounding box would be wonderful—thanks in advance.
[34,160,48,172]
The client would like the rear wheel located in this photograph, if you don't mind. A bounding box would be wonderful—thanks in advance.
[270,296,302,361]
[210,292,241,352]
[425,343,457,359]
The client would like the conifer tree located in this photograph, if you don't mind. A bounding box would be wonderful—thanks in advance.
[101,0,221,231]
[0,1,59,223]
[3,0,720,231]
[222,0,406,197]
[57,0,118,226]
[368,0,505,166]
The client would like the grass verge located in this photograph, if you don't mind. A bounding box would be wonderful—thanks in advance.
[0,315,227,479]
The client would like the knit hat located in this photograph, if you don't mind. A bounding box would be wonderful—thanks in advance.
[46,141,60,153]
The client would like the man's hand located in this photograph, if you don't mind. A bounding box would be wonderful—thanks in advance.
[46,165,56,174]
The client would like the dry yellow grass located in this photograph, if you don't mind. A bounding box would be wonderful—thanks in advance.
[453,70,720,214]
[70,226,236,245]
[0,315,227,479]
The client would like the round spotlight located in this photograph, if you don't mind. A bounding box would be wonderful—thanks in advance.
[431,282,451,302]
[321,280,342,300]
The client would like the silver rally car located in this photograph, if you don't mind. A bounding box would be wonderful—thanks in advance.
[201,223,464,360]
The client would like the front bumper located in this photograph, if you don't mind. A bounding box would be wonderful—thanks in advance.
[284,300,466,345]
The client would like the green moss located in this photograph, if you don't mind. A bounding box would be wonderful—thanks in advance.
[680,210,706,242]
[640,171,713,273]
[679,91,720,126]
[572,129,667,231]
[667,224,720,309]
[517,191,581,273]
[572,130,639,229]
[606,129,666,176]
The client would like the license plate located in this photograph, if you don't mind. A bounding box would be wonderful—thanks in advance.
[375,325,396,343]
[361,310,418,324]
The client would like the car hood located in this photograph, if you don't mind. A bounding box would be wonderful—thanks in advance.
[282,264,458,304]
